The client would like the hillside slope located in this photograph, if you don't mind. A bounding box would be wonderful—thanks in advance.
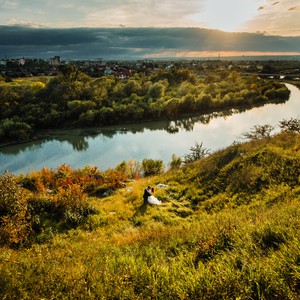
[0,131,299,299]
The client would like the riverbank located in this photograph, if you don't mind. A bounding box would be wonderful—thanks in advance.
[0,92,290,149]
[1,82,299,175]
[0,68,291,146]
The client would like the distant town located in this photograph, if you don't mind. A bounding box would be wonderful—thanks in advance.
[1,55,300,80]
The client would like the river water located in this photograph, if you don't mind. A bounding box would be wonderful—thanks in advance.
[1,83,299,175]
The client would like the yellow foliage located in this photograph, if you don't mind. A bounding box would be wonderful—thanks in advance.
[30,81,45,92]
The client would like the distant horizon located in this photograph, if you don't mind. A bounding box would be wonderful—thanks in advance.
[3,54,300,62]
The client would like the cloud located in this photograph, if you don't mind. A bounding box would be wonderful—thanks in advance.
[244,0,300,36]
[6,19,49,28]
[0,0,19,9]
[0,26,299,59]
[81,0,203,27]
[0,0,298,37]
[196,0,261,32]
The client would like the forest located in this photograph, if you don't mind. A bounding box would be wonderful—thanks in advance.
[0,66,290,144]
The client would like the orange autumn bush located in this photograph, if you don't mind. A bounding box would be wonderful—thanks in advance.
[19,164,128,197]
[0,173,32,247]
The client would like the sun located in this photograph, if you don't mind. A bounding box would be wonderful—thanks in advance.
[198,0,263,32]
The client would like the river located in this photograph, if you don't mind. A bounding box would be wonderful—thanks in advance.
[0,83,299,175]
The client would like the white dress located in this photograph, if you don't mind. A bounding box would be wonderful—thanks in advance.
[147,195,162,205]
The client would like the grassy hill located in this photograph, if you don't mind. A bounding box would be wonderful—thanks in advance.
[0,130,299,299]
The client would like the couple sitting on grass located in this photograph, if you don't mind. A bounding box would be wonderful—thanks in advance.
[143,186,162,205]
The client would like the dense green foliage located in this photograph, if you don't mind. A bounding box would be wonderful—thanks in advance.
[0,69,290,143]
[0,127,299,299]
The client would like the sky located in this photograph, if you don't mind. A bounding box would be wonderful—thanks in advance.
[0,0,300,59]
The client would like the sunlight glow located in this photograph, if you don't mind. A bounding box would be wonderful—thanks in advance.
[198,0,265,32]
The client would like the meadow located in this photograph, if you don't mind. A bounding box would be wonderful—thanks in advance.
[0,124,299,299]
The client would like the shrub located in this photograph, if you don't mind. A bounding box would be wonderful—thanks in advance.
[183,142,210,164]
[168,154,182,170]
[0,173,31,247]
[28,184,98,232]
[279,117,300,133]
[0,118,32,141]
[148,82,165,99]
[141,159,164,177]
[242,124,274,140]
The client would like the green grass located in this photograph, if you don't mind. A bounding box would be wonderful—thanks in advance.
[0,131,299,299]
[3,76,51,86]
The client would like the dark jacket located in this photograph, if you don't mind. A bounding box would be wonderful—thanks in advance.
[143,188,151,204]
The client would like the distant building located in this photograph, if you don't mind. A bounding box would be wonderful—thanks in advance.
[19,58,26,65]
[104,68,114,75]
[49,56,61,65]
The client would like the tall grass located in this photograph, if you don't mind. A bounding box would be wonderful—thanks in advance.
[0,131,299,299]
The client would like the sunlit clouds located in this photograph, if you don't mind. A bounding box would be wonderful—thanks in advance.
[0,0,299,59]
[0,0,299,36]
[194,0,263,32]
[243,0,300,36]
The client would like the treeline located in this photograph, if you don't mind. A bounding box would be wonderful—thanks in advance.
[0,67,290,143]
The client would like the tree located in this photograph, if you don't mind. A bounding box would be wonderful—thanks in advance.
[278,118,300,133]
[149,82,165,99]
[242,124,274,140]
[30,81,45,93]
[183,142,210,164]
[141,159,164,177]
[59,65,80,82]
[115,160,141,179]
[67,100,96,117]
[123,80,141,97]
[0,118,32,141]
[168,154,182,170]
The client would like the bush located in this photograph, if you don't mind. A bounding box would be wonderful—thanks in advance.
[0,118,32,141]
[168,154,182,170]
[142,159,164,177]
[28,184,98,234]
[115,160,140,179]
[183,142,210,164]
[0,173,31,247]
[242,124,274,140]
[0,167,102,247]
[148,82,165,99]
[279,118,300,133]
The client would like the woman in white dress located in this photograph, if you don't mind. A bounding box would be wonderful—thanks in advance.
[147,187,162,205]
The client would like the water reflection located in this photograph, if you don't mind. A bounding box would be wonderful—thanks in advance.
[0,98,287,156]
[55,134,89,152]
[0,84,297,174]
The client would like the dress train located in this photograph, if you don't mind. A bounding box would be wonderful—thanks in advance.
[147,195,162,205]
